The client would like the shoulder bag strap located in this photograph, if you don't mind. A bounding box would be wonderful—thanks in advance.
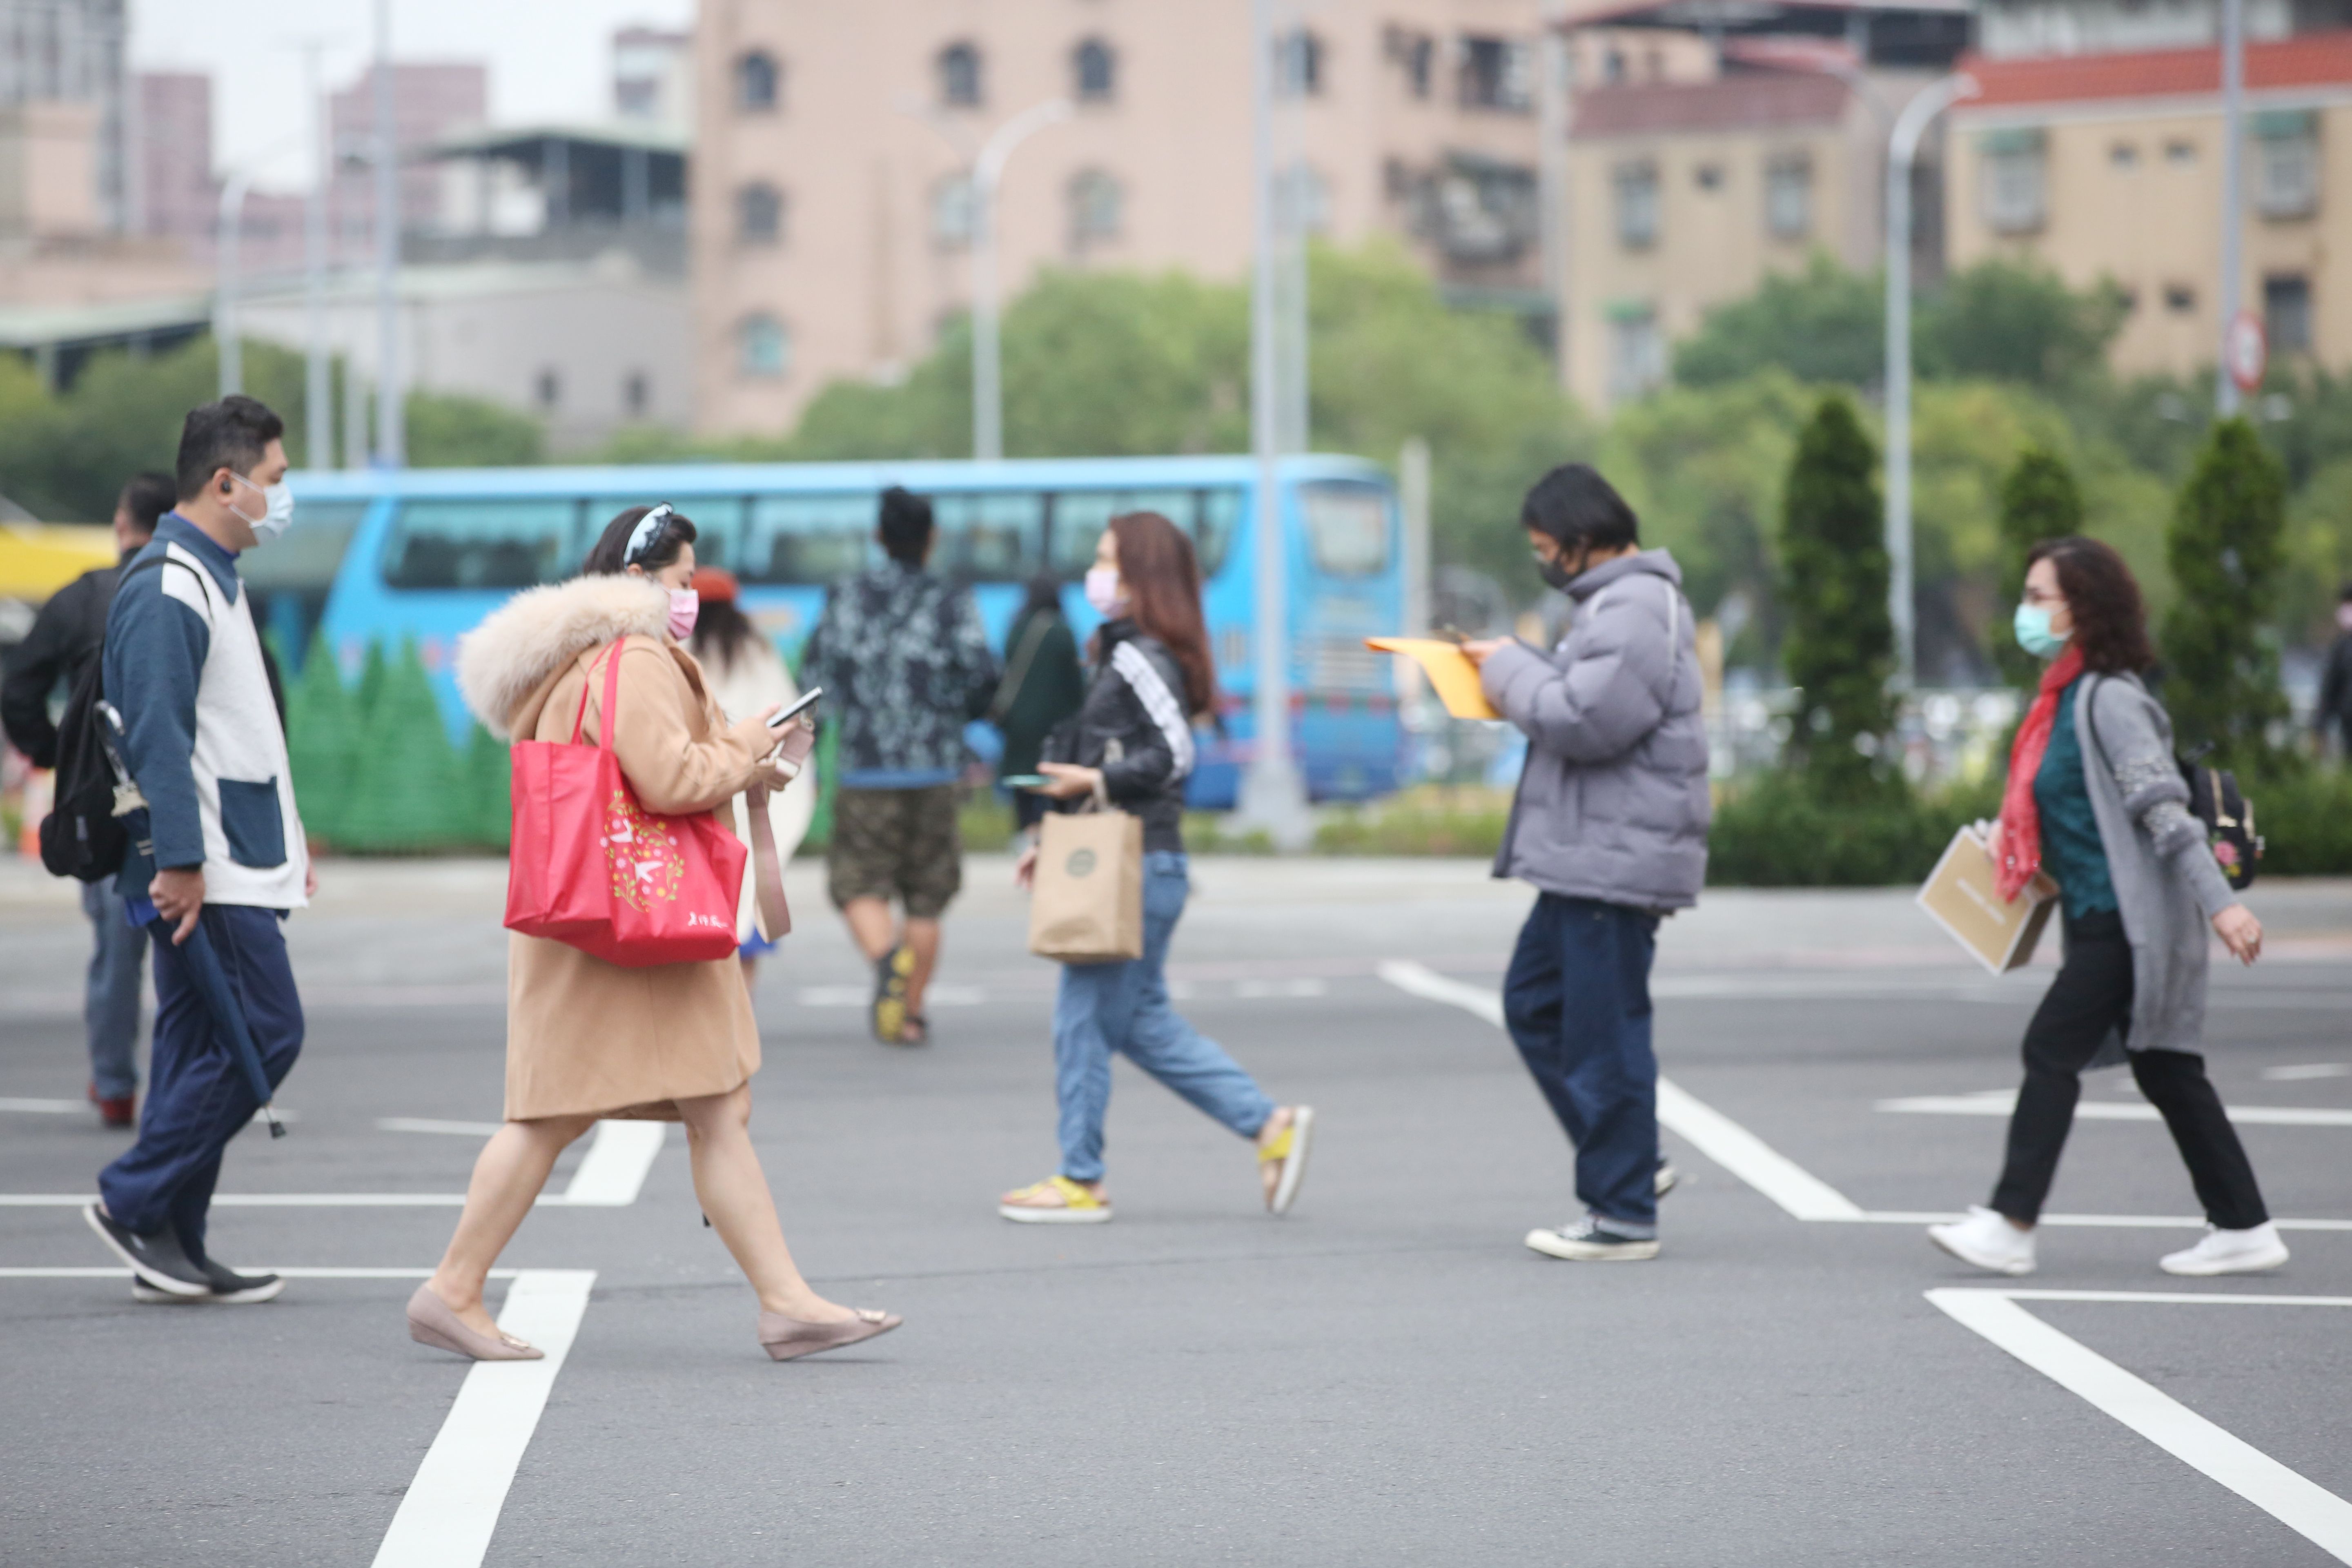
[988,613,1053,722]
[569,641,626,748]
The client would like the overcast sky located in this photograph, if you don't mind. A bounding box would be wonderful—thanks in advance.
[132,0,694,194]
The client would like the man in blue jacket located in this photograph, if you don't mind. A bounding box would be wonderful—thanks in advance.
[1466,464,1710,1262]
[82,396,313,1305]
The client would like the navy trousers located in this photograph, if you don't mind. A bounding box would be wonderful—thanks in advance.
[1502,893,1662,1230]
[98,904,302,1263]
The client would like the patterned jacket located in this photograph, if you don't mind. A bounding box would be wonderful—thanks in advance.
[800,561,997,780]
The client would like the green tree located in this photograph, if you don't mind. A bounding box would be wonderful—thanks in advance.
[1780,394,1897,800]
[1992,448,2085,688]
[407,390,546,468]
[2162,418,2292,772]
[1672,254,1883,390]
[283,633,357,845]
[461,724,512,849]
[1916,259,2128,389]
[341,639,467,850]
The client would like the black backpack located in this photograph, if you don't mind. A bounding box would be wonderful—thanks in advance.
[36,555,165,883]
[2085,674,2262,893]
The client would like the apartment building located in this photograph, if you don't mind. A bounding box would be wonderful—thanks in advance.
[1946,30,2352,376]
[693,0,1568,436]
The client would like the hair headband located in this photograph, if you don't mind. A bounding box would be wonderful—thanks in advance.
[624,503,675,566]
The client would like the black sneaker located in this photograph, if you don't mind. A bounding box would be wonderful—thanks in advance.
[132,1259,285,1305]
[83,1204,211,1296]
[1525,1215,1661,1262]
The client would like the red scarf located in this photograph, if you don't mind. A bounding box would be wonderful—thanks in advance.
[1996,645,2086,901]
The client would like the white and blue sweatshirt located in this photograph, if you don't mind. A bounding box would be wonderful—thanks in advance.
[104,513,309,909]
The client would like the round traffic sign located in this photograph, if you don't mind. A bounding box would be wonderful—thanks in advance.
[2226,311,2267,393]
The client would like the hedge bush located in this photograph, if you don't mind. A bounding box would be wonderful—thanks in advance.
[1705,771,2001,886]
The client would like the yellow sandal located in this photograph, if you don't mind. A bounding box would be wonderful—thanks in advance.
[999,1175,1113,1225]
[1258,1106,1316,1216]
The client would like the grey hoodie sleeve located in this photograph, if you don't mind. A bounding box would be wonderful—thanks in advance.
[1481,584,1672,765]
[2091,679,2237,920]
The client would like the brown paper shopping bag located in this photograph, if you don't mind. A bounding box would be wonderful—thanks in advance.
[1916,824,2059,974]
[1029,810,1145,963]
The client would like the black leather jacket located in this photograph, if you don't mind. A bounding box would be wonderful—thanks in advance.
[1042,619,1197,854]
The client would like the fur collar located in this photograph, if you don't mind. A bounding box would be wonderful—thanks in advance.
[456,574,669,738]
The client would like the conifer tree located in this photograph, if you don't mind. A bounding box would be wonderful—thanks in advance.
[341,639,466,849]
[2162,417,2292,773]
[283,634,356,846]
[1994,448,2085,689]
[462,724,512,851]
[1779,394,1898,801]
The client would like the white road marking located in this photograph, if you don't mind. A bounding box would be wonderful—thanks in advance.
[1880,1091,2352,1126]
[1234,978,1329,999]
[379,1118,506,1137]
[2263,1062,2351,1081]
[1377,959,1867,1221]
[557,1120,666,1206]
[0,1193,471,1207]
[795,984,986,1007]
[372,1269,596,1568]
[0,1098,98,1115]
[1857,1211,2352,1231]
[1929,1288,2352,1564]
[0,1267,520,1280]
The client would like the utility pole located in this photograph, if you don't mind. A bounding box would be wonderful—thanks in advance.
[372,0,403,467]
[969,98,1071,461]
[1883,73,1977,690]
[214,169,252,396]
[1538,1,1572,384]
[2215,0,2247,416]
[301,40,331,468]
[1236,0,1312,846]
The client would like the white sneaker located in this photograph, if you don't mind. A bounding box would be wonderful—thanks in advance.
[1928,1205,2036,1276]
[2160,1222,2289,1277]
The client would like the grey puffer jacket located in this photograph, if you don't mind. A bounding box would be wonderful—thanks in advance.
[1482,550,1710,911]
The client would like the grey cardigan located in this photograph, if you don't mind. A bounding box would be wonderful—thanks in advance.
[1482,550,1711,911]
[2076,672,2238,1060]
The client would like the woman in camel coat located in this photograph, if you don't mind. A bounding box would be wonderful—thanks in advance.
[405,503,899,1363]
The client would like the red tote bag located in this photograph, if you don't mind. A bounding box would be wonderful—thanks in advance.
[505,643,747,968]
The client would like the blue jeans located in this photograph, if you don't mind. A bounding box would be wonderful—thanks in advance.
[98,904,303,1261]
[1503,893,1662,1231]
[80,875,148,1099]
[1053,852,1275,1183]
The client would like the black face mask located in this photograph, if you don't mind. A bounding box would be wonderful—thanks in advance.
[1537,548,1581,594]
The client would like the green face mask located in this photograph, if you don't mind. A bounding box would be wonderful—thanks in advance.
[2014,602,2070,659]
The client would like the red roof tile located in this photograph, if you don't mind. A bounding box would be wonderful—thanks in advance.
[1960,30,2352,108]
[1573,71,1852,138]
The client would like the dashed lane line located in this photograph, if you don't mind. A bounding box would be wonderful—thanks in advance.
[371,1269,597,1568]
[1929,1288,2352,1564]
[1881,1090,2352,1126]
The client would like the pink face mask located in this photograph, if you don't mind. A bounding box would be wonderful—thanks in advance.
[667,588,700,641]
[2338,603,2352,634]
[1084,566,1128,618]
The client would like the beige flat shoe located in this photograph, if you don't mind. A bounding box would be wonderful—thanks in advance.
[757,1307,901,1361]
[406,1282,545,1361]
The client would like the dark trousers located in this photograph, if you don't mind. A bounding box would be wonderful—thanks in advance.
[1503,893,1662,1229]
[98,904,303,1263]
[1990,908,2267,1229]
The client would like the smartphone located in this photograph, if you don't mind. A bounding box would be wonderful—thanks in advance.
[1002,774,1054,790]
[766,686,822,728]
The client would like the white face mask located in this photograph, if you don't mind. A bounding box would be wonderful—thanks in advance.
[228,472,295,543]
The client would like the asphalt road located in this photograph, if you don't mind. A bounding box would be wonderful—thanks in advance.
[3,856,2349,1566]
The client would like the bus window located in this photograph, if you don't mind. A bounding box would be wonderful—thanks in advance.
[242,499,368,662]
[382,498,580,589]
[929,491,1043,581]
[1050,488,1207,579]
[1197,488,1240,575]
[743,492,875,584]
[1301,482,1390,577]
[587,496,746,572]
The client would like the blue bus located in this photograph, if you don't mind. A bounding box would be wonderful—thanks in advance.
[251,454,1407,806]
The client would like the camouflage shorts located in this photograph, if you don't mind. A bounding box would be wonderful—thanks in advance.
[826,784,963,919]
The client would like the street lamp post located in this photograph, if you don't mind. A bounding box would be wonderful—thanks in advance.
[372,0,403,468]
[2215,0,2247,416]
[969,98,1071,461]
[214,168,256,397]
[1235,0,1312,845]
[1884,72,1978,690]
[301,40,330,468]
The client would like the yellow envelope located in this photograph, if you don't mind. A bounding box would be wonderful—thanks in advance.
[1365,637,1501,719]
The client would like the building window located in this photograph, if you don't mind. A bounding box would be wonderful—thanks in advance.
[1614,162,1659,250]
[736,182,784,246]
[737,314,790,379]
[2165,139,2196,166]
[1073,38,1116,102]
[1384,26,1434,98]
[1608,307,1665,401]
[2253,111,2319,219]
[2163,283,2197,314]
[1278,29,1324,97]
[2110,142,2138,169]
[931,173,976,249]
[624,371,650,418]
[1764,156,1811,239]
[1457,36,1533,112]
[1695,163,1724,191]
[535,368,561,410]
[735,50,780,113]
[938,41,983,108]
[1068,169,1124,250]
[1604,47,1627,83]
[1980,129,2047,234]
[1280,164,1333,234]
[2265,274,2312,353]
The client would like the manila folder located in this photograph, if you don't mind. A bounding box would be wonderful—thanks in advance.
[1365,637,1500,719]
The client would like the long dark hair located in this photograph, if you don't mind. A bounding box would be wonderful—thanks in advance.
[2028,535,2155,674]
[584,503,697,577]
[1105,511,1217,717]
[692,598,762,671]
